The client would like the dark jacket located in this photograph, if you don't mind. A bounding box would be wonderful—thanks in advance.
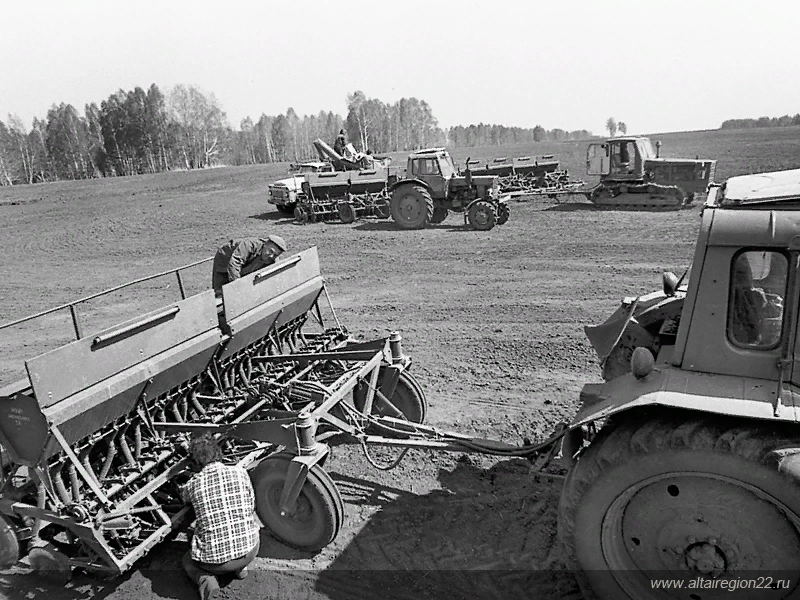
[213,238,274,281]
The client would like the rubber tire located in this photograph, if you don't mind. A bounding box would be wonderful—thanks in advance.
[0,513,20,569]
[558,408,800,600]
[277,203,296,215]
[390,184,434,229]
[467,200,497,230]
[352,369,427,437]
[338,203,356,224]
[496,203,510,225]
[250,452,344,552]
[294,206,309,224]
[430,207,448,224]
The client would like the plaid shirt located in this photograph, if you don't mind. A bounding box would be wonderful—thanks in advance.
[186,462,260,564]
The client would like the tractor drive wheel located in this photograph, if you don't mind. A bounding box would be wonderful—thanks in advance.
[467,200,497,230]
[352,369,428,437]
[0,514,20,569]
[430,207,449,224]
[496,203,510,225]
[337,202,356,224]
[558,408,800,600]
[277,203,296,215]
[250,452,344,552]
[390,184,434,229]
[294,205,310,225]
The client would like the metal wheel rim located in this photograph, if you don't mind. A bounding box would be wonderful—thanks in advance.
[471,205,492,227]
[601,471,800,599]
[398,195,424,223]
[257,475,325,547]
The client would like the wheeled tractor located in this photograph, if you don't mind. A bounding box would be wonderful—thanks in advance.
[388,148,510,230]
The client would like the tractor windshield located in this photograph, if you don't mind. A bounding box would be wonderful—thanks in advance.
[439,152,456,178]
[639,139,657,159]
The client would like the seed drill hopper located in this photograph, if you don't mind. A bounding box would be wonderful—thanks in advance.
[0,247,565,579]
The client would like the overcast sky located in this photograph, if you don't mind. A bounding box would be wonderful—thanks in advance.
[2,0,799,136]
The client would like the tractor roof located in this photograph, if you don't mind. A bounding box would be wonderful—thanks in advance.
[712,169,800,207]
[411,148,447,155]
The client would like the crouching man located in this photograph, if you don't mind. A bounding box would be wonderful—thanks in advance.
[182,435,261,600]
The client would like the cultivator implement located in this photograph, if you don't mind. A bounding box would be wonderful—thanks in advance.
[0,246,568,580]
[294,169,394,224]
[468,155,585,197]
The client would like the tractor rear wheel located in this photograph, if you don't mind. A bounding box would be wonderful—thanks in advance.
[430,207,448,224]
[496,203,510,225]
[390,184,434,229]
[467,200,497,230]
[558,409,800,600]
[250,452,343,551]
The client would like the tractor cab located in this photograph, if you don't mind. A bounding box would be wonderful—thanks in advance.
[406,148,457,198]
[587,137,658,180]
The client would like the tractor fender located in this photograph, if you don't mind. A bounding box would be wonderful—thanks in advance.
[388,178,431,194]
[559,366,799,467]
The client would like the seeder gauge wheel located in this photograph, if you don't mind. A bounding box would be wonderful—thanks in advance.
[294,206,310,225]
[353,369,428,437]
[250,452,343,552]
[337,202,356,224]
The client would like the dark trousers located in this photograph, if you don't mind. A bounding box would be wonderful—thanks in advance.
[212,270,230,292]
[182,538,260,584]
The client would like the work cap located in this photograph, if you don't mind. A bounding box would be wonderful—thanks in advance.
[267,234,287,253]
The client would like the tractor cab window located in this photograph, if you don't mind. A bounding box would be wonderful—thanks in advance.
[727,251,787,348]
[611,141,636,174]
[439,153,456,178]
[412,158,441,176]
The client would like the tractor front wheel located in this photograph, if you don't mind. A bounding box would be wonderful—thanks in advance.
[467,200,497,230]
[430,207,448,224]
[390,184,434,229]
[558,409,800,600]
[250,452,343,552]
[496,203,510,225]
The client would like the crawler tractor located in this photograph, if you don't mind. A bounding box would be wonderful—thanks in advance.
[389,148,510,230]
[560,168,800,598]
[585,136,716,209]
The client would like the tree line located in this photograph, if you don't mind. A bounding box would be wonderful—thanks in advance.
[0,85,594,186]
[720,114,800,130]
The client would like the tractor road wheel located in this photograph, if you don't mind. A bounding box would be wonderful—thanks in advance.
[337,202,356,224]
[558,408,800,600]
[352,369,428,437]
[496,203,510,225]
[250,452,343,552]
[277,203,296,215]
[430,207,448,224]
[390,184,434,229]
[467,200,497,230]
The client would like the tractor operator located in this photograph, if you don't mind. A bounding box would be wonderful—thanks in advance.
[333,129,346,156]
[181,434,260,600]
[211,235,287,292]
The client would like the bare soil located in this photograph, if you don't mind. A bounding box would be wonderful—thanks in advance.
[0,128,789,599]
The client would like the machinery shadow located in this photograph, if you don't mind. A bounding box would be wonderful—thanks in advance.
[248,211,293,222]
[543,202,596,212]
[315,456,582,600]
[0,568,133,600]
[353,221,473,233]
